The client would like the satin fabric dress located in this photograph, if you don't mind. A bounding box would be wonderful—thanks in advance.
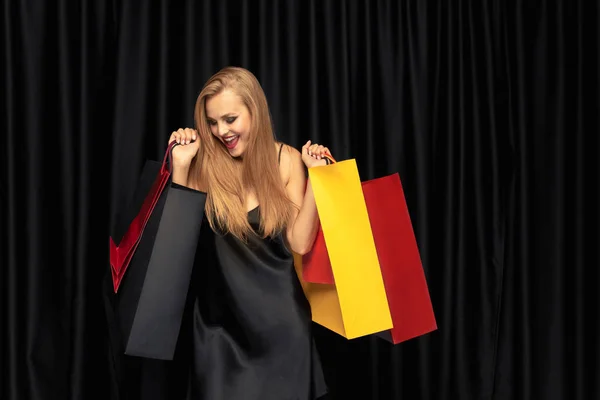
[183,205,328,399]
[107,145,327,399]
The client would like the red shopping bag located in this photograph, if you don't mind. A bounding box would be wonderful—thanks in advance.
[303,162,437,344]
[109,140,177,292]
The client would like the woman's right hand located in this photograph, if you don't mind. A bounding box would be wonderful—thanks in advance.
[169,128,199,166]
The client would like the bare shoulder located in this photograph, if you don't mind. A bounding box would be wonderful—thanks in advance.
[277,142,302,163]
[275,142,303,186]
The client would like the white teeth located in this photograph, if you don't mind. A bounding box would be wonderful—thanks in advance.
[224,136,237,143]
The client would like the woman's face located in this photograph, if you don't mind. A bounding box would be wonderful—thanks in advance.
[205,89,252,158]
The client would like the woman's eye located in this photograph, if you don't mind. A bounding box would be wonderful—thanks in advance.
[207,120,216,126]
[226,117,237,124]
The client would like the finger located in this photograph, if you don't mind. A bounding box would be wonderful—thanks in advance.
[312,145,321,159]
[185,128,192,144]
[188,128,196,141]
[302,140,312,154]
[172,131,180,144]
[316,145,325,159]
[312,145,322,158]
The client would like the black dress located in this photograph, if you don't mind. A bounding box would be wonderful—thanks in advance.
[184,205,328,399]
[104,145,327,399]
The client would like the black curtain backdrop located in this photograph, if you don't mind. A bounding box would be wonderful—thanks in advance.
[2,1,598,399]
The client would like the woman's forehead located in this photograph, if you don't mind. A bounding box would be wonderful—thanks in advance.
[206,89,246,118]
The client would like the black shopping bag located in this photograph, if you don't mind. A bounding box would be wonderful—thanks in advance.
[108,141,206,360]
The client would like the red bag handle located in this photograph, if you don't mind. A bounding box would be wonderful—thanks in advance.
[161,140,180,175]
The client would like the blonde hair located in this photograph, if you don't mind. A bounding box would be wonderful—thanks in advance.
[189,67,295,242]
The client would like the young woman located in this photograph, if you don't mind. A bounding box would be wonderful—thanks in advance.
[169,67,331,399]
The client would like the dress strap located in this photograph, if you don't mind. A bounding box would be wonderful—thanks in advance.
[278,142,284,165]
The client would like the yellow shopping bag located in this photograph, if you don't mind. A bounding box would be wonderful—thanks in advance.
[296,158,393,339]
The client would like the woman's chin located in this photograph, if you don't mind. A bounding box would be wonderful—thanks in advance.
[227,144,245,158]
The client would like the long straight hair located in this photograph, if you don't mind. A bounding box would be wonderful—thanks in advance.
[189,67,295,242]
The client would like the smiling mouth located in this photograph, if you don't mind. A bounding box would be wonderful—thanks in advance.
[223,135,239,149]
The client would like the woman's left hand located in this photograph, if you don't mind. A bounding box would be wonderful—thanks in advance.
[301,140,331,168]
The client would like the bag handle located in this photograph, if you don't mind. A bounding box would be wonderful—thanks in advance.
[161,140,180,175]
[323,153,336,165]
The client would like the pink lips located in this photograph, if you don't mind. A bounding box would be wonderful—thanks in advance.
[223,135,239,150]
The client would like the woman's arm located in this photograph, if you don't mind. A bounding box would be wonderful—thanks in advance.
[172,161,191,186]
[285,142,330,255]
